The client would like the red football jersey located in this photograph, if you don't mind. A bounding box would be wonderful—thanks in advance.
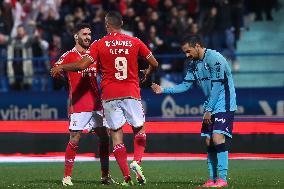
[56,47,102,114]
[86,32,152,101]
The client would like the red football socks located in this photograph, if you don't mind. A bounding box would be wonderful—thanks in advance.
[134,132,146,165]
[113,143,131,181]
[64,142,78,177]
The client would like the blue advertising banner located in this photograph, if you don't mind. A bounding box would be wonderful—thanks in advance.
[141,87,284,117]
[0,87,283,120]
[0,92,68,120]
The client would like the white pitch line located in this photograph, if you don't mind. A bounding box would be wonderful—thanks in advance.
[0,156,283,163]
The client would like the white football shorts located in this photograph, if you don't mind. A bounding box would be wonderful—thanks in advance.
[102,98,145,130]
[69,110,109,131]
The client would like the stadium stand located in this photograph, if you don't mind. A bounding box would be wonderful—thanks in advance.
[235,1,284,87]
[0,0,283,91]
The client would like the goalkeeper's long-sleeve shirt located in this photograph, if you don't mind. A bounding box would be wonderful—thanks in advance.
[162,49,237,114]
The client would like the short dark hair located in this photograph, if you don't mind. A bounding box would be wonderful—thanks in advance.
[105,11,123,29]
[181,34,204,47]
[17,24,25,29]
[74,23,91,34]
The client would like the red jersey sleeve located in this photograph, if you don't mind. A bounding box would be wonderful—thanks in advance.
[138,39,152,59]
[85,41,99,63]
[55,52,69,66]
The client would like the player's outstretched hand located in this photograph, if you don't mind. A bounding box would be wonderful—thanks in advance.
[151,83,162,94]
[50,65,63,78]
[140,69,151,85]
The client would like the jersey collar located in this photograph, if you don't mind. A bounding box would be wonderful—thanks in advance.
[73,47,85,58]
[108,32,121,36]
[200,48,207,61]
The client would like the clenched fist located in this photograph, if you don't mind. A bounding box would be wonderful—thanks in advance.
[151,83,163,94]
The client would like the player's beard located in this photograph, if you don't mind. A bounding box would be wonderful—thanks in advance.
[78,37,91,49]
[188,54,198,61]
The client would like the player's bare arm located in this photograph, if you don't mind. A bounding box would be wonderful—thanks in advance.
[147,55,159,69]
[50,56,92,77]
[140,55,159,84]
[62,56,92,71]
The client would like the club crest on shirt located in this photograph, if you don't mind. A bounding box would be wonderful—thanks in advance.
[56,58,64,65]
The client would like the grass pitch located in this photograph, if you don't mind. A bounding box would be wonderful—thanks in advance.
[0,160,283,189]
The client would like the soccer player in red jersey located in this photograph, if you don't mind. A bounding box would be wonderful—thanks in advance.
[51,12,159,185]
[52,23,114,186]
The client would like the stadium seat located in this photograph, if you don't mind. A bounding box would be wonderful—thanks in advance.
[0,76,8,92]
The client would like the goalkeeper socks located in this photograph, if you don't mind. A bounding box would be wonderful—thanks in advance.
[134,132,146,165]
[98,137,110,178]
[215,143,228,181]
[113,143,131,181]
[64,142,78,177]
[207,146,217,181]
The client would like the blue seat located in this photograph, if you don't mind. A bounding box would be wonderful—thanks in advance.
[32,77,41,92]
[0,77,8,92]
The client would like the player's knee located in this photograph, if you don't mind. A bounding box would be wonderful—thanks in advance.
[110,128,123,144]
[69,131,81,144]
[111,126,123,133]
[69,137,80,145]
[212,133,225,145]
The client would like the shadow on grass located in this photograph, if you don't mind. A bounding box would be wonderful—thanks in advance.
[26,179,102,185]
[24,179,203,188]
[149,180,201,186]
[74,180,102,185]
[26,179,62,185]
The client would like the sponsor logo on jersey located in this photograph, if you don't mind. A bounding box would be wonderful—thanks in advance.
[215,118,226,124]
[78,67,97,77]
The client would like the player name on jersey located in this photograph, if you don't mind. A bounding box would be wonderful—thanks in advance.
[105,40,132,55]
[109,48,129,55]
[105,40,133,47]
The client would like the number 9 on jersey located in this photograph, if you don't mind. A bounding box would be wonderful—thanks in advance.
[115,57,127,80]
